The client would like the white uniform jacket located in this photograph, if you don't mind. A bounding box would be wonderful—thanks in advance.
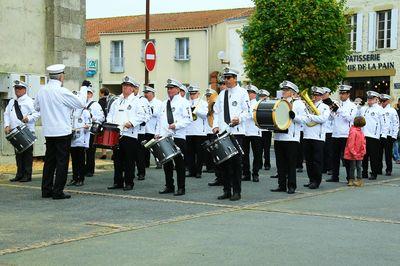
[245,99,262,137]
[187,98,208,136]
[275,98,306,142]
[212,85,251,135]
[4,94,40,132]
[34,80,87,137]
[360,104,388,139]
[331,99,357,138]
[156,94,192,140]
[145,97,163,135]
[383,105,399,139]
[136,95,152,135]
[302,101,330,141]
[86,99,105,133]
[107,94,147,139]
[71,108,91,148]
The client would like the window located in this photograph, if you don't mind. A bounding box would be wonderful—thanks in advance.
[110,41,124,73]
[347,14,357,51]
[141,39,156,61]
[376,10,391,49]
[175,38,190,61]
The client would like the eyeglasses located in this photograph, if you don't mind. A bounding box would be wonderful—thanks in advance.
[224,76,233,80]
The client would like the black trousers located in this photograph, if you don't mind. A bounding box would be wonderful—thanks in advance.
[261,131,272,168]
[163,138,186,189]
[296,131,304,169]
[71,147,86,182]
[42,135,71,197]
[144,133,155,167]
[135,134,147,177]
[331,137,350,181]
[379,136,395,174]
[220,135,244,194]
[186,135,206,176]
[303,139,324,186]
[275,140,298,190]
[85,134,96,175]
[323,133,333,172]
[15,145,33,179]
[113,136,138,186]
[242,136,262,177]
[362,137,381,178]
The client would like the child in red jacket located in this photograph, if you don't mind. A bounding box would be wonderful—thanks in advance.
[344,116,366,187]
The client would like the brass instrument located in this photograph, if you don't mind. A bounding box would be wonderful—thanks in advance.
[207,91,218,127]
[299,89,320,127]
[191,94,205,121]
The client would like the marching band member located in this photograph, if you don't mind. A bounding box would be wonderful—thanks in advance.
[359,91,388,180]
[258,89,272,170]
[321,87,334,175]
[326,85,356,183]
[34,64,88,199]
[271,81,306,194]
[68,99,91,186]
[132,81,151,180]
[106,76,147,191]
[212,67,251,201]
[156,78,192,196]
[302,87,330,189]
[4,80,40,183]
[242,84,262,182]
[84,82,105,177]
[144,85,163,168]
[186,85,208,178]
[379,94,399,176]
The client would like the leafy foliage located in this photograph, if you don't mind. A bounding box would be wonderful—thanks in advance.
[241,0,350,94]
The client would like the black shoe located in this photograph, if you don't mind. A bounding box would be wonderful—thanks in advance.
[123,184,134,191]
[75,181,84,187]
[385,172,391,176]
[264,166,271,170]
[326,178,339,182]
[208,180,223,186]
[309,183,319,189]
[195,174,202,179]
[52,193,71,200]
[174,188,185,196]
[19,177,32,182]
[230,193,241,201]
[287,188,295,194]
[9,177,22,182]
[67,180,78,186]
[241,176,251,181]
[252,175,259,182]
[368,176,377,180]
[217,192,231,200]
[297,168,303,173]
[303,183,310,187]
[86,173,94,177]
[159,187,174,194]
[270,187,286,192]
[107,184,124,190]
[137,175,145,181]
[270,175,278,179]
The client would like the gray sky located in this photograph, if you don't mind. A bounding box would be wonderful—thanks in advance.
[86,0,254,19]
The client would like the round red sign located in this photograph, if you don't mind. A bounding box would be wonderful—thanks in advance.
[144,41,156,71]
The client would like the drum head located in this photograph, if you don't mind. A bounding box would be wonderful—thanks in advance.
[272,100,292,130]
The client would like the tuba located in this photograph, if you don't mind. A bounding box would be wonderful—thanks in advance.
[207,92,218,127]
[299,89,320,127]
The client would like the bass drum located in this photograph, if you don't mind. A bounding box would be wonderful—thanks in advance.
[253,99,292,131]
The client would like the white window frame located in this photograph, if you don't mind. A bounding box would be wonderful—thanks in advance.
[141,39,156,62]
[110,40,124,73]
[347,14,358,51]
[175,38,190,61]
[376,10,391,49]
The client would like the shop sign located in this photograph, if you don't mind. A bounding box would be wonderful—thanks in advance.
[346,53,395,71]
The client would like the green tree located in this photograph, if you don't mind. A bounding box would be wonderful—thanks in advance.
[241,0,350,94]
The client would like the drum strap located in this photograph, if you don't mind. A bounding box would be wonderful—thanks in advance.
[13,100,23,121]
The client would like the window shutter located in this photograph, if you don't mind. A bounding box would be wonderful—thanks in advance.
[368,12,376,51]
[356,13,363,52]
[391,8,398,49]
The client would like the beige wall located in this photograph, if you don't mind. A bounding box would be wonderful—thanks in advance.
[100,30,209,99]
[208,22,228,76]
[86,44,101,100]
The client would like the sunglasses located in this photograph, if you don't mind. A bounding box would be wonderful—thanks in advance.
[224,76,234,80]
[14,86,26,90]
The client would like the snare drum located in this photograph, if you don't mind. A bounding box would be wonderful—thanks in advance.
[143,136,182,165]
[6,125,37,154]
[203,132,239,165]
[90,122,102,134]
[253,99,292,131]
[94,123,120,149]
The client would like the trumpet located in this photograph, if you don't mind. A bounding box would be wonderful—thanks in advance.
[299,89,320,127]
[323,98,339,112]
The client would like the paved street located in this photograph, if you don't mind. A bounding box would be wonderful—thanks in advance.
[1,159,400,265]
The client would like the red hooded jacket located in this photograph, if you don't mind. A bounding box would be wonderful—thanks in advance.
[344,126,366,161]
